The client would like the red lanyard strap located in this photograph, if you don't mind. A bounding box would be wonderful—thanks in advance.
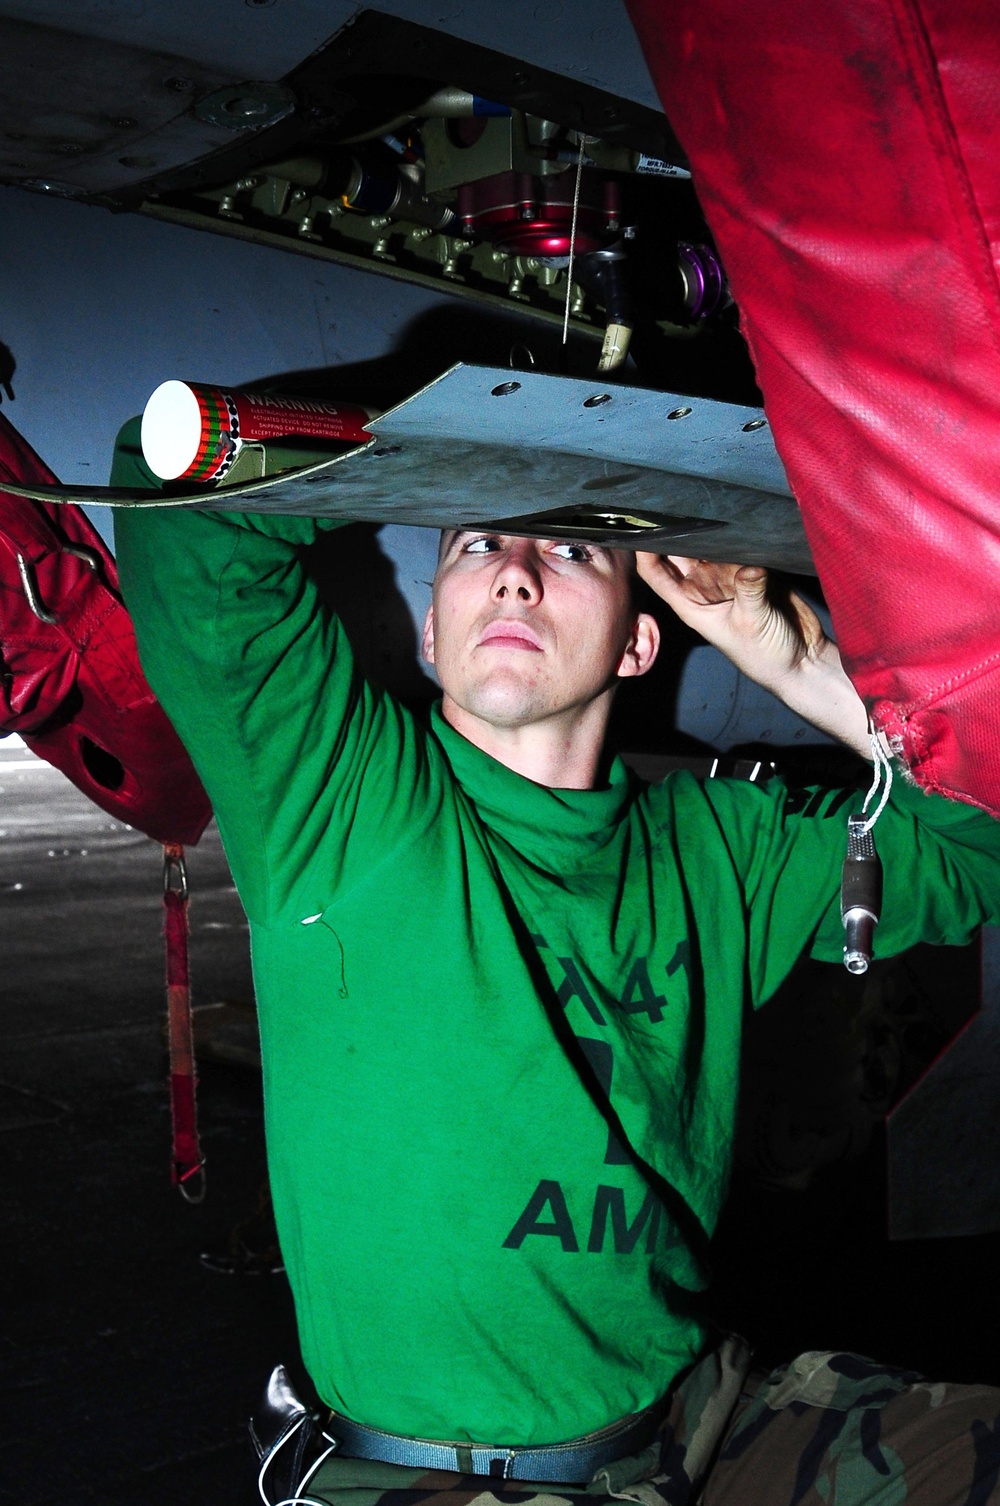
[164,842,206,1202]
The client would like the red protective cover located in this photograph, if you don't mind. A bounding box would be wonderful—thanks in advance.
[0,411,211,844]
[627,0,1000,814]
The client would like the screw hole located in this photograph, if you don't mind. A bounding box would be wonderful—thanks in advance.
[667,406,692,420]
[583,393,613,408]
[491,381,522,396]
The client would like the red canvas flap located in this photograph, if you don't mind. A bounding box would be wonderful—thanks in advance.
[0,411,211,844]
[627,0,1000,814]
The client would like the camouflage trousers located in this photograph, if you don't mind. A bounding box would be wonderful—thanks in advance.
[274,1343,1000,1506]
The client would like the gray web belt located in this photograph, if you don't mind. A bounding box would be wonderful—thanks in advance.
[325,1397,666,1483]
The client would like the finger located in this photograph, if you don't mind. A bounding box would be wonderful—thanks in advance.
[671,558,745,605]
[641,557,723,605]
[635,550,675,577]
[635,553,718,627]
[731,565,769,610]
[786,589,827,651]
[636,553,708,583]
[635,551,686,591]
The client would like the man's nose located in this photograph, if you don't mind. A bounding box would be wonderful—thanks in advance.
[492,541,542,602]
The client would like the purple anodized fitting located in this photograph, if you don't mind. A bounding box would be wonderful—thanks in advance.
[676,241,727,320]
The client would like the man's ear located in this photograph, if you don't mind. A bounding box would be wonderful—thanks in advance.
[421,604,436,665]
[615,611,660,680]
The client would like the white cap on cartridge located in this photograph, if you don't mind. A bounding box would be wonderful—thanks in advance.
[141,380,207,481]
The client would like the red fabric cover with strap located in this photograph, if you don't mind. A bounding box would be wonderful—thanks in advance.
[0,411,211,843]
[626,0,1000,814]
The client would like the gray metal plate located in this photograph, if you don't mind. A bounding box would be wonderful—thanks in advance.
[0,1,660,110]
[379,365,792,497]
[3,364,811,571]
[0,1,662,191]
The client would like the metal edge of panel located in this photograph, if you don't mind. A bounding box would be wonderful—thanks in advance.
[0,448,811,570]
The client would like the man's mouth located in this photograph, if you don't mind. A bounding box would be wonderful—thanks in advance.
[477,620,544,652]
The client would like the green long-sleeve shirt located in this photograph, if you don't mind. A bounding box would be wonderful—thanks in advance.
[115,503,1000,1447]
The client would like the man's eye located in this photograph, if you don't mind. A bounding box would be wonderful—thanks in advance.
[464,535,502,554]
[550,541,593,563]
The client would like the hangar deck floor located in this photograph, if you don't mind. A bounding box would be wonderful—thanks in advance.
[2,743,997,1505]
[0,744,298,1504]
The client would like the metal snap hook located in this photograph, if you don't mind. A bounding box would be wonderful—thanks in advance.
[16,543,102,625]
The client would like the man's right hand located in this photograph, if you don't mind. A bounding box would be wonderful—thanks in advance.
[635,553,873,758]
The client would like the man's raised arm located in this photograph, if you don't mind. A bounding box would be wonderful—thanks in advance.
[114,505,418,926]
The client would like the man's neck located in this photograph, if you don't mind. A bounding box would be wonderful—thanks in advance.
[439,693,612,790]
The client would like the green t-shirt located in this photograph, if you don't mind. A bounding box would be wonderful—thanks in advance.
[114,503,1000,1447]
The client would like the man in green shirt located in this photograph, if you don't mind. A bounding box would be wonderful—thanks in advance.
[115,504,1000,1506]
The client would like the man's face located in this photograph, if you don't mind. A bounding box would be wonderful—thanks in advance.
[422,531,660,732]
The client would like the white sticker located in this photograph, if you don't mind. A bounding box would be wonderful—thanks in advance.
[636,154,692,180]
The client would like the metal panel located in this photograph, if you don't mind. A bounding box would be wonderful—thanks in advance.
[0,0,358,85]
[376,365,791,496]
[354,1,661,111]
[0,17,249,194]
[3,365,811,570]
[0,1,670,202]
[0,1,659,109]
